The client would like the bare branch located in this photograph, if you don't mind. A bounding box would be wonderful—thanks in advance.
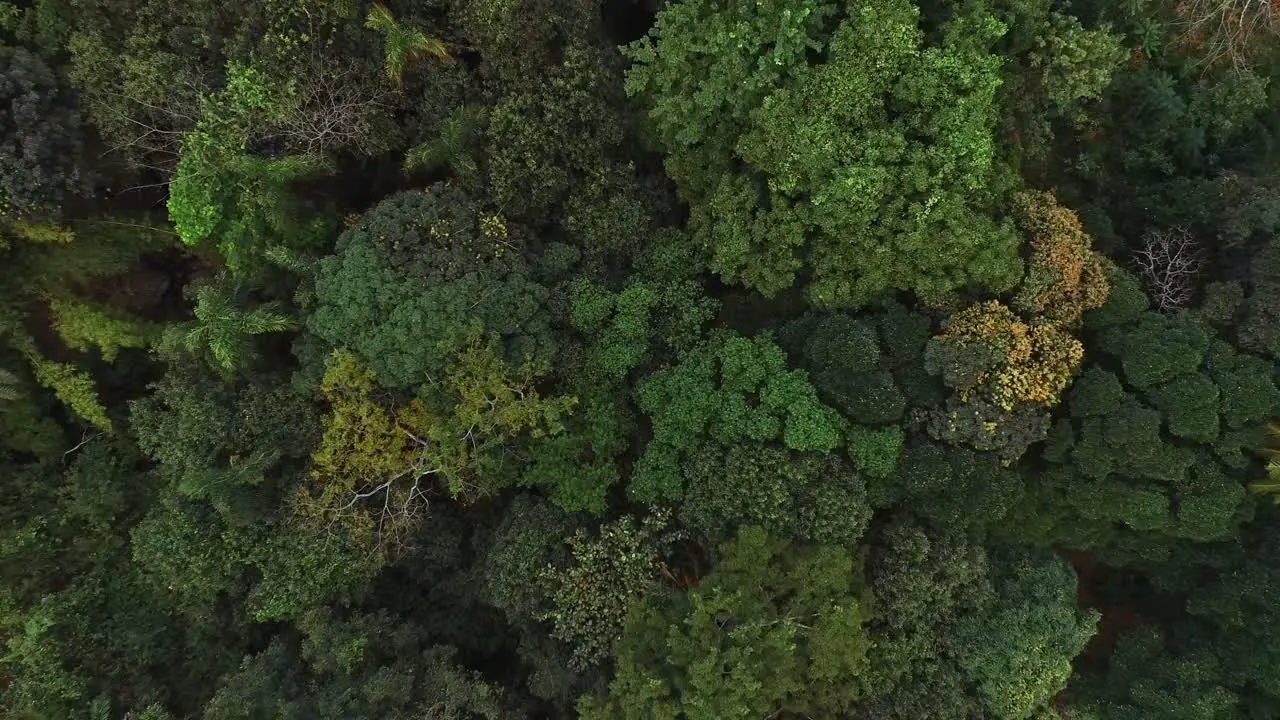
[1132,227,1206,312]
[1173,0,1280,69]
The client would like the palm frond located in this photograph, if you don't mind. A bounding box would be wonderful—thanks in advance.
[366,3,451,86]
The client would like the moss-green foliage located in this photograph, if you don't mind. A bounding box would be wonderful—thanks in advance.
[631,332,844,502]
[799,314,907,424]
[626,0,1022,306]
[578,526,873,719]
[680,442,871,547]
[12,0,1280,716]
[519,388,630,514]
[486,45,622,221]
[309,186,556,388]
[129,361,318,522]
[847,425,905,480]
[1071,625,1239,719]
[1097,312,1210,391]
[863,522,994,710]
[882,440,1026,531]
[1007,307,1280,560]
[995,0,1126,165]
[167,62,336,275]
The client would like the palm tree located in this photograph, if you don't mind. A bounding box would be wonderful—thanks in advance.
[160,279,294,373]
[365,3,451,86]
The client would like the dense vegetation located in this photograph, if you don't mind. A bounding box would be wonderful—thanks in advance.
[5,0,1280,716]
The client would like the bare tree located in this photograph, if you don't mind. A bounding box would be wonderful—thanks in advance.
[1173,0,1280,69]
[1133,227,1206,312]
[274,56,398,157]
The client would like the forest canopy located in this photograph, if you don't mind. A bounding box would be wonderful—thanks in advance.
[4,0,1280,717]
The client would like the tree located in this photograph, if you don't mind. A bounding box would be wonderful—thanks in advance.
[925,301,1084,461]
[1013,191,1111,326]
[1003,305,1278,560]
[1132,227,1204,312]
[364,3,450,87]
[129,360,318,522]
[630,332,844,502]
[537,513,674,671]
[47,297,156,362]
[952,551,1099,719]
[624,0,1023,307]
[308,186,556,389]
[157,278,295,374]
[578,526,873,719]
[679,442,871,548]
[0,45,85,220]
[166,62,336,275]
[298,339,576,554]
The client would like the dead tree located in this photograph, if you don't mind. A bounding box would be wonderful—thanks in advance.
[1133,227,1206,312]
[1174,0,1280,69]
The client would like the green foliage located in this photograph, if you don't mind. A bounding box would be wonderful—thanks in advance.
[884,440,1027,531]
[626,0,1023,306]
[10,0,1280,715]
[538,513,672,670]
[569,276,716,385]
[26,352,111,430]
[1008,308,1277,559]
[952,552,1098,719]
[631,332,844,502]
[129,361,318,521]
[579,526,873,719]
[997,1,1127,163]
[1097,313,1210,391]
[518,389,630,514]
[0,45,84,220]
[1238,235,1280,361]
[1068,367,1127,418]
[847,425,905,480]
[167,62,336,274]
[799,314,907,424]
[309,186,556,388]
[157,278,294,373]
[486,45,624,222]
[1071,626,1239,719]
[680,442,871,547]
[1146,373,1220,442]
[48,297,155,361]
[1084,265,1150,329]
[863,521,994,708]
